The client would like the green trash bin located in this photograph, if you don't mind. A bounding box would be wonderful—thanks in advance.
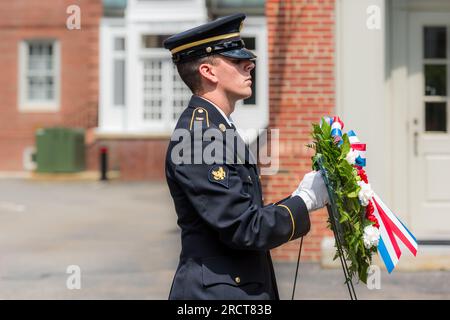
[35,127,85,173]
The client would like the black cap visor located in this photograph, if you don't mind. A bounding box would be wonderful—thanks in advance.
[219,48,257,61]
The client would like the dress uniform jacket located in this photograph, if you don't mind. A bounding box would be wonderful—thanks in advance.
[166,95,311,300]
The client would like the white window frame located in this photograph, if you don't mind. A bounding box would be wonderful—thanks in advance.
[18,39,60,112]
[99,18,127,132]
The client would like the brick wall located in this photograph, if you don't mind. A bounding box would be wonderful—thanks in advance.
[265,0,335,261]
[86,139,168,181]
[0,0,101,171]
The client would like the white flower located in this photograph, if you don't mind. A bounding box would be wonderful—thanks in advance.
[363,225,381,249]
[358,181,374,206]
[345,149,357,165]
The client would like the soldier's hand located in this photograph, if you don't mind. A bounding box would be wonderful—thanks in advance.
[292,171,329,212]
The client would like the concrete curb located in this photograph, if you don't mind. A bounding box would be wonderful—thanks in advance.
[0,171,121,181]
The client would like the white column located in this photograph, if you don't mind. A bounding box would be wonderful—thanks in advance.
[335,0,390,203]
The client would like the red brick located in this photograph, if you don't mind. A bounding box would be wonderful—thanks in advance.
[0,0,101,170]
[267,0,335,262]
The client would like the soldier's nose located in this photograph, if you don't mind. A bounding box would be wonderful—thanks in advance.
[245,61,255,73]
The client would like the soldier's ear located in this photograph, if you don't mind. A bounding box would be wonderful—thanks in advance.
[199,62,219,85]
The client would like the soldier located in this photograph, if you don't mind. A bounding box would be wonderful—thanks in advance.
[163,13,329,300]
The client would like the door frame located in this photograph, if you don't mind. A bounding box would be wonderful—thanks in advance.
[390,0,450,239]
[408,11,450,239]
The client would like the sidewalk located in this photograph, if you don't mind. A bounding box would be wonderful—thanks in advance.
[0,179,448,299]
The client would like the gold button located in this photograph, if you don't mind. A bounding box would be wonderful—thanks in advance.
[206,47,212,53]
[235,276,241,284]
[198,109,204,113]
[219,123,226,132]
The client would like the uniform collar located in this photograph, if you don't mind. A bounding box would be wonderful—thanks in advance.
[201,97,234,127]
[188,95,234,129]
[187,94,257,166]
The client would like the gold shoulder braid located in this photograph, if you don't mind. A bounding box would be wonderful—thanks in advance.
[189,107,210,130]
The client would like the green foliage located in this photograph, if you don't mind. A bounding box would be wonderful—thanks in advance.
[309,120,376,284]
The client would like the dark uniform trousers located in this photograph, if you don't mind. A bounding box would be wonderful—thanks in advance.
[166,95,310,300]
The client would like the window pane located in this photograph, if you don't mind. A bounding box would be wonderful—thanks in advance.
[142,35,171,49]
[142,59,163,120]
[424,26,446,59]
[172,64,190,120]
[425,102,447,132]
[241,37,257,105]
[26,41,55,102]
[113,59,125,106]
[46,76,54,99]
[242,37,256,50]
[46,55,53,70]
[114,37,125,51]
[28,76,47,100]
[425,64,447,96]
[29,54,48,71]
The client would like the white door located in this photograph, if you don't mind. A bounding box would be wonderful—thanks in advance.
[409,12,450,239]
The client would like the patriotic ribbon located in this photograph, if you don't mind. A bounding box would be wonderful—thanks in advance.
[346,130,366,167]
[331,116,344,145]
[322,117,367,166]
[371,194,418,273]
[321,116,418,272]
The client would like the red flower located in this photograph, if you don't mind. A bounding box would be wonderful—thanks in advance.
[366,200,374,215]
[367,215,380,228]
[365,201,379,228]
[358,168,368,183]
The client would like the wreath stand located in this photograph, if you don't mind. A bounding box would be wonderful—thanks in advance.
[291,154,358,300]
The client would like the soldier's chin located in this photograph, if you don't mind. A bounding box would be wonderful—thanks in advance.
[240,88,252,100]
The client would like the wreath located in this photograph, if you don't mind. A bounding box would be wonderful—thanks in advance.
[308,117,382,283]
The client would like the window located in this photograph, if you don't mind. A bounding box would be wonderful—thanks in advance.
[143,60,163,120]
[113,37,126,106]
[140,34,191,129]
[100,19,267,134]
[19,40,60,111]
[423,26,448,132]
[172,64,191,120]
[242,36,257,105]
[142,35,170,49]
[141,58,191,123]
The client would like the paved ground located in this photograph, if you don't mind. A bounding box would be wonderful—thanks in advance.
[0,179,448,300]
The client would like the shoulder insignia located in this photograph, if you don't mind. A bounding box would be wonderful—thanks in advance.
[189,107,210,130]
[208,165,229,188]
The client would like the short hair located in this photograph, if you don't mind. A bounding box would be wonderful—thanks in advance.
[175,55,217,94]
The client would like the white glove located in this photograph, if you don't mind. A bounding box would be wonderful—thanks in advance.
[292,171,329,212]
